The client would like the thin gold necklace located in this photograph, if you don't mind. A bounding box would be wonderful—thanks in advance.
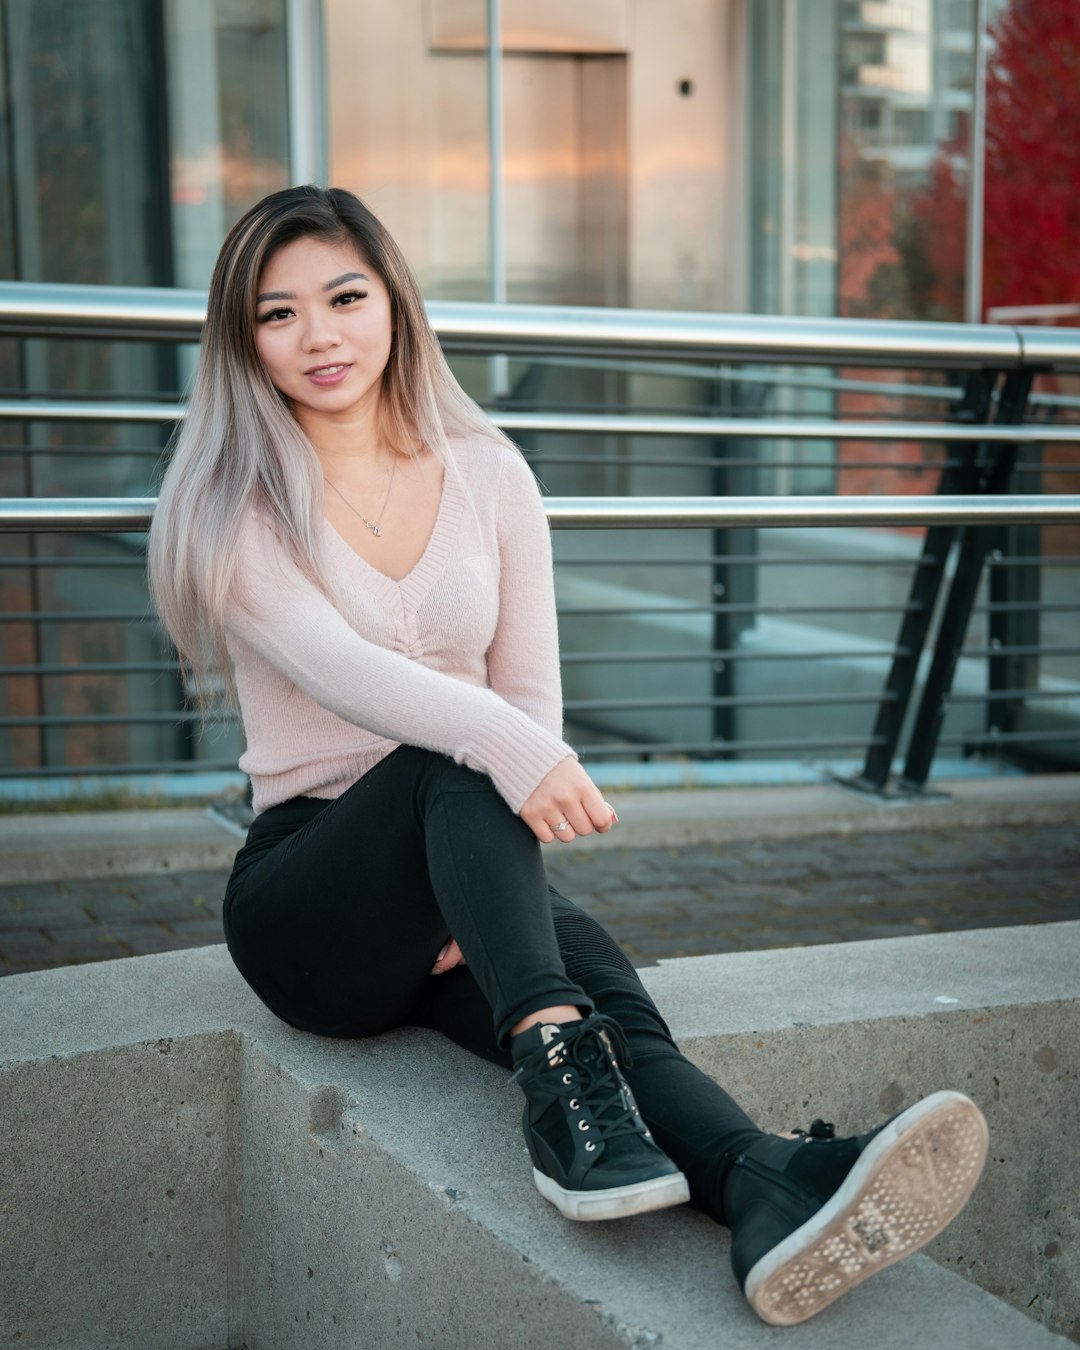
[325,456,397,539]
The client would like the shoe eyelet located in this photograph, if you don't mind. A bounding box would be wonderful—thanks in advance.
[585,1141,596,1152]
[578,1121,590,1131]
[569,1099,580,1110]
[562,1074,573,1085]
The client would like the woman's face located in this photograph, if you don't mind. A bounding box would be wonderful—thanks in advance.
[253,234,393,428]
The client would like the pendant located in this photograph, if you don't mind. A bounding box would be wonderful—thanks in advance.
[370,525,381,538]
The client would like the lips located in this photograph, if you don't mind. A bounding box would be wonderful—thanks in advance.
[305,362,352,386]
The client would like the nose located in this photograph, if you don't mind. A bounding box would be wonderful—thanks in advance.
[300,310,341,353]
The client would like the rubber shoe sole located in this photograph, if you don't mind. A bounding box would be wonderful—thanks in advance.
[532,1166,691,1221]
[744,1090,989,1326]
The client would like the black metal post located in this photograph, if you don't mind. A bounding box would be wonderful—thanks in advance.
[710,376,763,755]
[986,439,1042,739]
[899,369,1036,790]
[846,369,998,794]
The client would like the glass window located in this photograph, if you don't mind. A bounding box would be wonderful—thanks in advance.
[0,0,290,776]
[892,106,928,144]
[165,0,290,292]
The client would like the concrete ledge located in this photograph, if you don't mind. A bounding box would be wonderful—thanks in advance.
[590,772,1080,851]
[2,925,1077,1348]
[2,773,1079,883]
[0,806,243,883]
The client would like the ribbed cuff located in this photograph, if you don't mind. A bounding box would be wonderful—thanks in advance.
[460,704,576,813]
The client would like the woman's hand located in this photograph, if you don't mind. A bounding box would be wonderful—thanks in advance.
[431,938,466,975]
[519,758,618,844]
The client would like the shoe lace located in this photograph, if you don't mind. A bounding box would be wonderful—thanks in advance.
[788,1118,836,1141]
[564,1016,643,1142]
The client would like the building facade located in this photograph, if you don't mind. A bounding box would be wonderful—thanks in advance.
[1,0,1076,783]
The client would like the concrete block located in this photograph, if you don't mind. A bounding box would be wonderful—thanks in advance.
[2,927,1076,1348]
[2,1032,241,1350]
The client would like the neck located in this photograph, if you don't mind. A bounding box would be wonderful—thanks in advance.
[295,399,390,474]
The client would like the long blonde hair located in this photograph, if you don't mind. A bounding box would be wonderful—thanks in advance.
[149,185,511,708]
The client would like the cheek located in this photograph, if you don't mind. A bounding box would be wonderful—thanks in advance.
[254,331,290,382]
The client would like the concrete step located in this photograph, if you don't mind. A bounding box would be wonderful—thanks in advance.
[3,923,1076,1348]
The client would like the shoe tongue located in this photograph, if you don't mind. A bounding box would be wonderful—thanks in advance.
[539,1022,569,1066]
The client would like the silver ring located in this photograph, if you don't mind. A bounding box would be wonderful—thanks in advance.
[554,819,570,833]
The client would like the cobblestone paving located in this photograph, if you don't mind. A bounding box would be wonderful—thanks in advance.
[1,823,1078,978]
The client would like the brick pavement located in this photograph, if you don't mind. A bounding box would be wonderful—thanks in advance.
[2,820,1077,979]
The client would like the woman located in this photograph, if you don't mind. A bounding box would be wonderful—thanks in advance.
[148,184,989,1327]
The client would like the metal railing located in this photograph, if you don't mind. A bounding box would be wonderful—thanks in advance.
[6,280,1080,367]
[4,495,1080,535]
[2,281,1079,794]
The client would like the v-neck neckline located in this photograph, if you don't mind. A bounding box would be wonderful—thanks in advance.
[322,454,466,605]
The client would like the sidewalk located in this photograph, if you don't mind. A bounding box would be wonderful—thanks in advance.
[2,774,1078,978]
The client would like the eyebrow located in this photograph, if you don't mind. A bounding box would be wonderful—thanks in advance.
[255,272,369,304]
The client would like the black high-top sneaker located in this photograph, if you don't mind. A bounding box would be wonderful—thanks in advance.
[509,1013,690,1221]
[722,1090,989,1326]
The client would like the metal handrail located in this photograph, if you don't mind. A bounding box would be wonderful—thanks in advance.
[2,282,1078,790]
[3,495,1080,534]
[4,399,1080,444]
[4,280,1080,370]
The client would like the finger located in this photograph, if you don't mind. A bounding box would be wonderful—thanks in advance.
[574,783,613,836]
[551,817,576,844]
[525,813,557,843]
[431,939,465,974]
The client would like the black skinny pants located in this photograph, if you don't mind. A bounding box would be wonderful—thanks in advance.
[223,745,762,1223]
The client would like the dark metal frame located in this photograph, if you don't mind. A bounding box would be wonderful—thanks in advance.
[848,368,1040,795]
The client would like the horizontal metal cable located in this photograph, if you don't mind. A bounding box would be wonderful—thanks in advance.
[1,758,240,779]
[524,455,1078,473]
[554,554,940,568]
[0,711,226,729]
[5,693,911,726]
[986,556,1080,567]
[4,494,1080,533]
[496,355,966,401]
[939,729,1080,746]
[947,689,1080,704]
[972,601,1078,614]
[575,734,888,758]
[0,661,176,676]
[560,647,911,664]
[558,601,922,617]
[564,691,896,713]
[0,610,155,623]
[0,442,164,457]
[961,645,1080,658]
[5,397,1080,446]
[0,557,145,569]
[0,548,955,570]
[11,447,1076,476]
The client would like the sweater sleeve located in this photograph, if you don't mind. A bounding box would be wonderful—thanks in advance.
[485,450,568,742]
[227,515,575,812]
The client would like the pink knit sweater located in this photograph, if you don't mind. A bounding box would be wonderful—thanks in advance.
[225,435,576,815]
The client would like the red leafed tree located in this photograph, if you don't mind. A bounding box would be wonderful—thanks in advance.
[912,0,1080,320]
[837,142,902,319]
